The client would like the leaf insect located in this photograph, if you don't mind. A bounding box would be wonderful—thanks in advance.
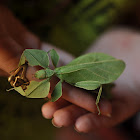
[8,49,125,115]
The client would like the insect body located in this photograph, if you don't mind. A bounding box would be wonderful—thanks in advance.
[8,49,125,115]
[54,53,125,114]
[54,52,125,87]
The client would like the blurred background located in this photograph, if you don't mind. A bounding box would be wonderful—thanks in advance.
[0,0,140,139]
[0,77,55,140]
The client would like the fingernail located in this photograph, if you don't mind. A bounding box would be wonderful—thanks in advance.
[52,119,62,128]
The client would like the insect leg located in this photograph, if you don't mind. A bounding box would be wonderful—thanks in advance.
[20,63,28,79]
[13,76,19,87]
[95,85,102,115]
[8,65,24,83]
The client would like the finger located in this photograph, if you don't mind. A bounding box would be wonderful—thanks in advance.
[75,113,111,133]
[74,91,140,133]
[42,98,70,119]
[108,91,140,127]
[62,83,112,117]
[52,104,88,127]
[0,5,40,49]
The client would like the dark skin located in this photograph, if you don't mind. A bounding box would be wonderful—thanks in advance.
[0,5,140,133]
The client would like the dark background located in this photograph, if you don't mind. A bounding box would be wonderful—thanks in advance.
[0,77,55,140]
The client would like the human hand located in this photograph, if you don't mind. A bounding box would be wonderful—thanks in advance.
[0,5,113,133]
[0,5,40,76]
[42,28,140,133]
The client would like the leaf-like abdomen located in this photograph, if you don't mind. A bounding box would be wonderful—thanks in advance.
[55,53,125,85]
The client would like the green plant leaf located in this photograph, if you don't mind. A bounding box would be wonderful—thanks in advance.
[55,53,125,86]
[75,81,101,90]
[14,80,50,98]
[51,81,62,102]
[23,49,49,68]
[49,49,59,67]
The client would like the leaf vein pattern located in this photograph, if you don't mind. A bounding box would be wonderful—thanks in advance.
[58,60,120,74]
[26,81,47,96]
[85,69,108,80]
[95,67,119,76]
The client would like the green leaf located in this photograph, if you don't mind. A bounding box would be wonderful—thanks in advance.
[49,49,59,67]
[75,81,101,90]
[51,81,62,102]
[23,49,49,68]
[14,80,50,98]
[55,53,125,85]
